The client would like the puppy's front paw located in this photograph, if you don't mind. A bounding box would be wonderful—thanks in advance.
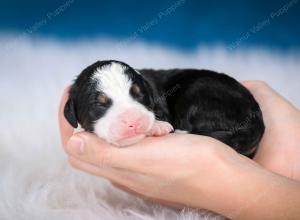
[150,121,174,137]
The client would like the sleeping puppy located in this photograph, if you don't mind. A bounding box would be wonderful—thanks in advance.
[64,60,265,158]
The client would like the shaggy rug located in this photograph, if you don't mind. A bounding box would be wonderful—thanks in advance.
[0,36,299,220]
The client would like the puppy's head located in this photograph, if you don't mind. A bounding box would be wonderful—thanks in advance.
[64,60,155,146]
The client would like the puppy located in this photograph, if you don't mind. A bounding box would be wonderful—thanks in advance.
[64,60,265,157]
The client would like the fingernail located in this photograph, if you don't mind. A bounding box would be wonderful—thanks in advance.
[68,136,84,154]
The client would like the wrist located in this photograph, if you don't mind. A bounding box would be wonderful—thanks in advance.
[198,152,300,220]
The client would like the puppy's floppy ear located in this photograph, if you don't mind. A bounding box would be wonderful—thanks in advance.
[64,98,78,128]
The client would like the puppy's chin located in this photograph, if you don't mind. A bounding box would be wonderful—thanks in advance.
[111,134,146,147]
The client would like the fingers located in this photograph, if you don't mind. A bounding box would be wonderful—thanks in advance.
[65,131,177,173]
[241,80,286,105]
[68,156,135,186]
[65,131,151,173]
[240,80,267,90]
[111,182,147,198]
[58,86,74,149]
[70,156,186,209]
[111,181,185,209]
[241,80,272,103]
[241,80,299,114]
[65,132,127,169]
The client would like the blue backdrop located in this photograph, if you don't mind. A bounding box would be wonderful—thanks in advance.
[0,0,299,51]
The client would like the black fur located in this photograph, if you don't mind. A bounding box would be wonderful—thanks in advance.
[141,68,265,157]
[64,60,265,158]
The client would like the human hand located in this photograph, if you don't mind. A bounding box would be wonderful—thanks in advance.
[242,81,300,180]
[59,85,300,219]
[58,86,253,213]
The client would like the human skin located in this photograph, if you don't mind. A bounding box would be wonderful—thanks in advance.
[58,81,300,219]
[243,81,300,180]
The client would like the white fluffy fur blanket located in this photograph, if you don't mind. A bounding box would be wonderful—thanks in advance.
[0,36,299,220]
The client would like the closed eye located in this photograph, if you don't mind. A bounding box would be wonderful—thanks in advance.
[88,94,112,120]
[130,83,144,98]
[97,94,109,104]
[94,93,112,108]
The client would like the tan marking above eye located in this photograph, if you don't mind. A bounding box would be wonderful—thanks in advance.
[131,84,141,94]
[97,94,108,103]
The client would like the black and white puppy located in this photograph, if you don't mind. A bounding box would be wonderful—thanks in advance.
[64,60,265,157]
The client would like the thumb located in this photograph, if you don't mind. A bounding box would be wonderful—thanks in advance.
[58,86,74,148]
[65,132,124,169]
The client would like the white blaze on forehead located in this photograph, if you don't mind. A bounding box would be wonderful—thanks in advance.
[91,62,155,146]
[92,62,132,101]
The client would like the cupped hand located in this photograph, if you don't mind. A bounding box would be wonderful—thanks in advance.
[242,81,300,180]
[58,86,251,212]
[58,84,300,219]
